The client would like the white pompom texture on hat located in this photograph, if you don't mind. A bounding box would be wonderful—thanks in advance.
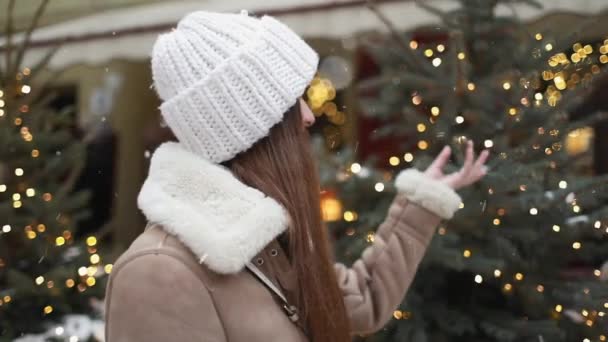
[151,11,319,163]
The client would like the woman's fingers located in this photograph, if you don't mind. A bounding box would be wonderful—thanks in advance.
[459,140,475,177]
[473,149,490,175]
[428,145,451,171]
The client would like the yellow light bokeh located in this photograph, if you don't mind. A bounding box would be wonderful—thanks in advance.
[86,236,97,247]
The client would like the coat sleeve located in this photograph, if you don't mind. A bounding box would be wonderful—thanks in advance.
[334,169,462,335]
[105,253,227,342]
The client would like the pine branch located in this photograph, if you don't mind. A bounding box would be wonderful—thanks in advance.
[26,44,60,81]
[365,0,437,77]
[4,0,16,79]
[415,1,445,18]
[12,0,50,77]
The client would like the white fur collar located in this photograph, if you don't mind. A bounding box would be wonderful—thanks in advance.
[137,142,289,274]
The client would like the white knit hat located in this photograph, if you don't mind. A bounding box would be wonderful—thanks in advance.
[151,10,319,163]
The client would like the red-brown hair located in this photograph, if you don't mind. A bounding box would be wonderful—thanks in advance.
[225,102,351,341]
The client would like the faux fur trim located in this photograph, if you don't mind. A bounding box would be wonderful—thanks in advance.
[395,169,462,219]
[137,142,289,274]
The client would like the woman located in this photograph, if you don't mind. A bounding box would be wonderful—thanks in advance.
[104,10,489,342]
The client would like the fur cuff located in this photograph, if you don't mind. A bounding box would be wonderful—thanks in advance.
[395,169,462,219]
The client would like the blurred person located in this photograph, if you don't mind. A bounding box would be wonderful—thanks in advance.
[104,10,488,342]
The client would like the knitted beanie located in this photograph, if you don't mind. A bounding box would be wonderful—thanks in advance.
[151,10,319,163]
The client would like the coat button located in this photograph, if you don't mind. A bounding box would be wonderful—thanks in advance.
[270,249,278,257]
[256,258,264,266]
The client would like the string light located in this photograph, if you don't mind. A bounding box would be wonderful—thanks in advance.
[502,82,511,90]
[529,208,538,215]
[515,273,524,281]
[87,266,97,277]
[35,276,44,285]
[417,123,426,132]
[389,156,400,166]
[424,49,433,57]
[595,221,602,229]
[455,115,464,124]
[418,140,429,150]
[15,168,24,176]
[104,264,113,274]
[412,95,422,105]
[536,285,544,292]
[503,283,512,291]
[474,275,483,284]
[432,58,442,67]
[572,242,581,250]
[55,237,65,246]
[21,85,31,94]
[545,43,553,51]
[86,277,96,287]
[374,183,384,192]
[343,211,357,222]
[78,267,87,277]
[494,269,502,277]
[409,40,418,49]
[430,106,440,116]
[403,153,414,162]
[467,82,476,91]
[66,279,75,288]
[350,163,361,174]
[555,304,563,312]
[535,33,543,40]
[559,180,567,189]
[437,44,445,52]
[2,225,10,233]
[594,269,601,277]
[43,305,53,314]
[86,236,97,247]
[90,254,100,264]
[366,232,375,243]
[457,52,466,60]
[493,218,501,226]
[484,140,494,148]
[552,225,560,232]
[463,249,472,258]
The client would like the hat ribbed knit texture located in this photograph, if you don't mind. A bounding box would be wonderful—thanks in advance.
[151,11,319,163]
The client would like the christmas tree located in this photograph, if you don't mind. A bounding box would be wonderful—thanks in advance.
[1,1,106,339]
[313,0,608,341]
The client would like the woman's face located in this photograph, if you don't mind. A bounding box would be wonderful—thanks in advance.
[299,98,316,128]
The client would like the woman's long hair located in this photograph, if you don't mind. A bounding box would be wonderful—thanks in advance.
[225,102,351,341]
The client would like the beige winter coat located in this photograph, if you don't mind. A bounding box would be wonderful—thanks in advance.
[104,142,462,342]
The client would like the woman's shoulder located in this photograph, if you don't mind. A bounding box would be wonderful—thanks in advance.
[108,224,216,288]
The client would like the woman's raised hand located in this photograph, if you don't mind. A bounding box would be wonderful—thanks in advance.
[423,140,489,190]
